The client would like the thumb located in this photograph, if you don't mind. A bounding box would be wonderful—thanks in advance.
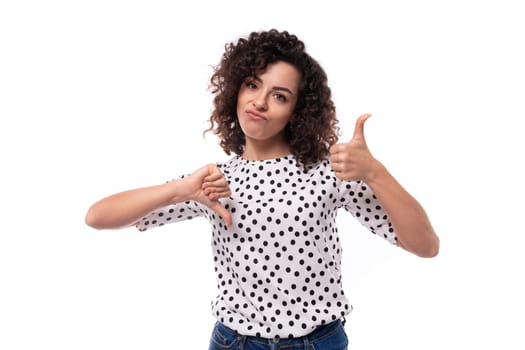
[351,113,372,142]
[210,202,232,228]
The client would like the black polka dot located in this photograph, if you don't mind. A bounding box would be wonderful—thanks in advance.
[136,155,397,338]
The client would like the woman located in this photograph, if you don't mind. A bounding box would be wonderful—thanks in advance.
[86,29,439,350]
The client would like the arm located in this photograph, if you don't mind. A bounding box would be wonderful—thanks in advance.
[330,114,439,258]
[364,161,439,257]
[85,164,232,230]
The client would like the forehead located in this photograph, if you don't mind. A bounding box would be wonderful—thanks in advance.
[256,61,302,90]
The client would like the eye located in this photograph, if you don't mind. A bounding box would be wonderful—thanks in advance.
[245,80,257,89]
[274,93,287,102]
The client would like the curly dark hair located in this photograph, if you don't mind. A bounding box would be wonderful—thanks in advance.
[206,29,339,168]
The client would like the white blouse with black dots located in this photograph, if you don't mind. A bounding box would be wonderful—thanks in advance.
[136,155,397,339]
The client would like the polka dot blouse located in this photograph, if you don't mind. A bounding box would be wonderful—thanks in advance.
[136,155,397,339]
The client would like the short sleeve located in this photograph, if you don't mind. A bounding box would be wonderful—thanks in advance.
[135,175,207,232]
[339,179,398,245]
[135,200,206,232]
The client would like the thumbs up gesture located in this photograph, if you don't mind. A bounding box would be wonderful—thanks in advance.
[329,113,378,181]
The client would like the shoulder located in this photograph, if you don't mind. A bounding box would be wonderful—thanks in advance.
[304,157,333,175]
[216,155,242,172]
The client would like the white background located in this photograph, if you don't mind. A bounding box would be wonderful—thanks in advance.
[1,0,524,349]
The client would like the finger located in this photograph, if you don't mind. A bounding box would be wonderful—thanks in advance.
[210,202,232,228]
[202,178,227,190]
[330,151,349,165]
[203,172,223,183]
[329,143,343,155]
[329,155,340,166]
[203,187,216,196]
[205,188,231,198]
[333,170,343,179]
[204,163,224,179]
[330,161,342,172]
[351,113,372,142]
[331,162,350,174]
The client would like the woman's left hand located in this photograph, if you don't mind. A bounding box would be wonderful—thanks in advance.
[329,113,379,182]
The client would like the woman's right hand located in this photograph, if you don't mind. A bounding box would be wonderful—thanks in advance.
[180,164,232,227]
[85,164,232,230]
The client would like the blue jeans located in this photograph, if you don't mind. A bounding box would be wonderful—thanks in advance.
[208,319,348,350]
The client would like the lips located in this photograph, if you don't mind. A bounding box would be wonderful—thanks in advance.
[246,109,267,121]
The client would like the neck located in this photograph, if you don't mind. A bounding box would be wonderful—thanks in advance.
[242,138,291,161]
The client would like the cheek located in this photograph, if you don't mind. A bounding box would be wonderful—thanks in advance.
[237,88,250,105]
[275,107,294,125]
[236,96,246,118]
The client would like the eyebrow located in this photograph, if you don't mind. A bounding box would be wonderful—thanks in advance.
[252,76,295,95]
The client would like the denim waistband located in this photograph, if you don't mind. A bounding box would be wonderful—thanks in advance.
[216,318,344,346]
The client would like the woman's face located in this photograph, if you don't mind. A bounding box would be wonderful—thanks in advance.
[236,61,301,146]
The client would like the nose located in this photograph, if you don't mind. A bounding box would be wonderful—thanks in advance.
[252,91,268,111]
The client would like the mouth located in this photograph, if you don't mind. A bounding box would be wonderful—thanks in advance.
[246,110,267,121]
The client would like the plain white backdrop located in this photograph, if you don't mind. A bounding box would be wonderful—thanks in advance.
[1,0,524,349]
